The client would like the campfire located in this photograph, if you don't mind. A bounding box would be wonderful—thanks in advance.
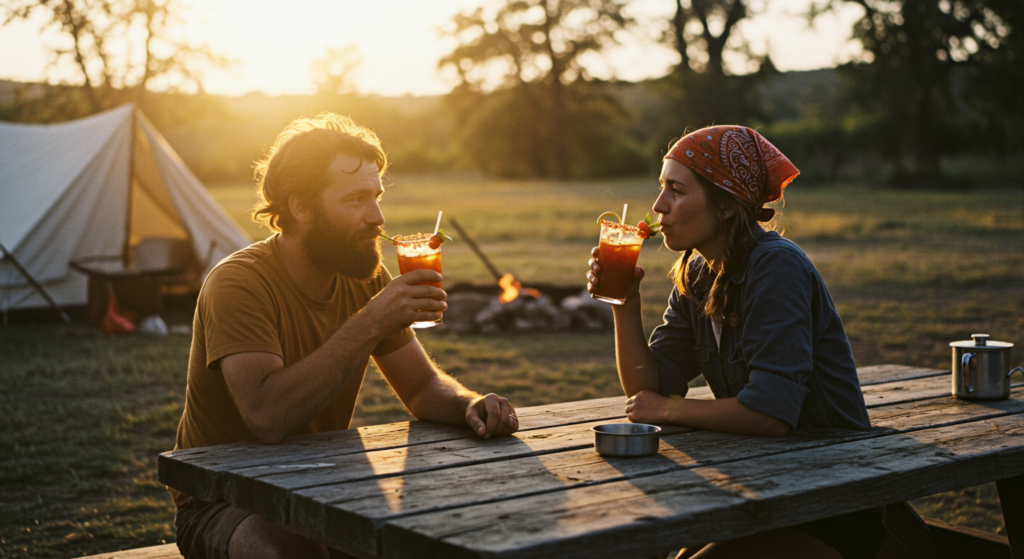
[498,273,541,304]
[435,217,612,334]
[439,274,612,334]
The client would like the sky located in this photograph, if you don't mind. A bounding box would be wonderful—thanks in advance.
[0,0,865,98]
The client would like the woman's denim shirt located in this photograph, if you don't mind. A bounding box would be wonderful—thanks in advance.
[649,227,871,431]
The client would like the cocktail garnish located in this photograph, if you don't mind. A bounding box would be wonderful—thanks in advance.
[429,228,453,249]
[596,211,621,225]
[636,213,662,239]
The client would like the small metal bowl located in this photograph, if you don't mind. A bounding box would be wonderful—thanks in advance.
[592,423,662,457]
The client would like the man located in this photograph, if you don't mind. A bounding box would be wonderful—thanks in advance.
[169,113,519,559]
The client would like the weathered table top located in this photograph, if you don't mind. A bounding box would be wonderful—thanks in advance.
[159,365,1024,559]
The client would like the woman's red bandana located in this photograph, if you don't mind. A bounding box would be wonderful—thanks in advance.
[665,126,799,221]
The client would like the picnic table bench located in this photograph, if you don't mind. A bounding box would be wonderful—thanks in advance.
[158,364,1024,559]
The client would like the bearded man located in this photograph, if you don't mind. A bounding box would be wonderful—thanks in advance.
[168,114,518,559]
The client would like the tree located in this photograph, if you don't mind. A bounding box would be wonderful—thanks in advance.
[311,44,362,97]
[820,0,1022,182]
[669,0,753,77]
[438,0,634,178]
[656,0,770,141]
[1,0,225,119]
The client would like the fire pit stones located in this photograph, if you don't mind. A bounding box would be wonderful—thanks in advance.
[436,283,613,334]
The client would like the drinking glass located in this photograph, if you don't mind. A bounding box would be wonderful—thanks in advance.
[592,221,644,305]
[393,233,443,328]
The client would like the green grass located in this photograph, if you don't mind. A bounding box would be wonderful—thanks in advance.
[2,177,1023,557]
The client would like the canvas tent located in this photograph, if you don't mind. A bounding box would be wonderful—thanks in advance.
[0,104,251,315]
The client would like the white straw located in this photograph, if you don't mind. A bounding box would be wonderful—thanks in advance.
[433,211,443,235]
[621,204,628,225]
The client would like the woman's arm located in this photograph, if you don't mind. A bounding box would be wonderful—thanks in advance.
[626,390,791,436]
[589,247,660,396]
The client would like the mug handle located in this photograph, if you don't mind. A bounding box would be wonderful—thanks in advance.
[1008,366,1024,379]
[963,353,976,394]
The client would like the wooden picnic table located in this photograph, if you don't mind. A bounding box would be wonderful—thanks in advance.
[158,364,1024,559]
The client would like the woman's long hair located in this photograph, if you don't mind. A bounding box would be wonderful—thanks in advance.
[669,174,778,323]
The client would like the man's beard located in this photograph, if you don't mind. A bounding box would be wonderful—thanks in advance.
[301,205,382,281]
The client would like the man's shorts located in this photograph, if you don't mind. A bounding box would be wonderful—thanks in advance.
[175,498,253,559]
[175,498,362,559]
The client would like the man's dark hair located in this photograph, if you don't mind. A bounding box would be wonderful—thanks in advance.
[252,113,387,233]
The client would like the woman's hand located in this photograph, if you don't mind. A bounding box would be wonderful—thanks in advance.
[625,390,680,424]
[587,246,645,303]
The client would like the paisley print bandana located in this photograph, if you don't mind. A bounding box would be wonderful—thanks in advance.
[664,126,799,221]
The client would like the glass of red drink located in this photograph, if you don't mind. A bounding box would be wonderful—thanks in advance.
[592,220,644,305]
[393,233,443,328]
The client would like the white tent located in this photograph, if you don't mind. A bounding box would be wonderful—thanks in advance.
[0,104,251,313]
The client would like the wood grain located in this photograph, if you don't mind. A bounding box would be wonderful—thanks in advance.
[154,364,976,559]
[291,387,1024,556]
[382,413,1024,559]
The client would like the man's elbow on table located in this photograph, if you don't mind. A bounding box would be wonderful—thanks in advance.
[245,413,291,445]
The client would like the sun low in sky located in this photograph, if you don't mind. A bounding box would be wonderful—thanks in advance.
[0,0,864,98]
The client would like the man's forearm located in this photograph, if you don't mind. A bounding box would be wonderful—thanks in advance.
[405,371,479,425]
[240,311,384,443]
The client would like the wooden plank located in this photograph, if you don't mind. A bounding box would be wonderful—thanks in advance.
[157,395,638,500]
[222,419,693,524]
[923,517,1011,559]
[158,372,958,526]
[997,474,1024,559]
[291,388,1024,556]
[158,422,472,501]
[382,412,1024,559]
[81,544,183,558]
[227,374,959,527]
[861,373,956,407]
[155,364,942,498]
[857,364,947,386]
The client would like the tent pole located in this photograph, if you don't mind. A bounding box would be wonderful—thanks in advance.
[123,106,137,269]
[0,242,71,324]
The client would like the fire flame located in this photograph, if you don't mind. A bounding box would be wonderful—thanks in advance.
[498,273,541,304]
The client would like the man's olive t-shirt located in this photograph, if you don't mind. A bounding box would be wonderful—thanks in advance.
[169,235,414,507]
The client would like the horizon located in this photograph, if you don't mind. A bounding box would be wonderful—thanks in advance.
[0,0,865,98]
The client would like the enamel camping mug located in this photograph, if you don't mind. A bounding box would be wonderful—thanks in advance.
[950,334,1024,400]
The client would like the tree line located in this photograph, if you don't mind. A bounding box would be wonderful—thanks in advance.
[2,0,1022,186]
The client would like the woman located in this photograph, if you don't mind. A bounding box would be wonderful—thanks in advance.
[587,126,884,559]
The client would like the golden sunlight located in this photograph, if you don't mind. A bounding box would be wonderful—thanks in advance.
[1,0,864,97]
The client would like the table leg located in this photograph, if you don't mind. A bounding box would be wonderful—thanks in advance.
[998,475,1024,559]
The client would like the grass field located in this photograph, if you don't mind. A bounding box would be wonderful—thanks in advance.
[2,176,1023,557]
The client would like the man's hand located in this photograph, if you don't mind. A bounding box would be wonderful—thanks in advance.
[466,393,518,439]
[361,269,447,337]
[625,390,680,424]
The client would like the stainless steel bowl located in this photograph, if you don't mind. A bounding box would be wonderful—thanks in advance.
[592,423,662,457]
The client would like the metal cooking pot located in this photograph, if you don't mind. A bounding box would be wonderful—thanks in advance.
[592,423,661,457]
[951,334,1024,400]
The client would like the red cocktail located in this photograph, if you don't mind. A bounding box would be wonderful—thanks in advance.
[592,220,644,305]
[393,233,443,328]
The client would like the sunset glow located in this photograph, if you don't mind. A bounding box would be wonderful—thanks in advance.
[0,0,864,97]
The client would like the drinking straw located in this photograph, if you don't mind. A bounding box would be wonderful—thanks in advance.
[433,211,443,236]
[621,204,628,225]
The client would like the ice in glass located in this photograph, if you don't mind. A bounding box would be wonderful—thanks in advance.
[393,233,443,328]
[592,220,644,305]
